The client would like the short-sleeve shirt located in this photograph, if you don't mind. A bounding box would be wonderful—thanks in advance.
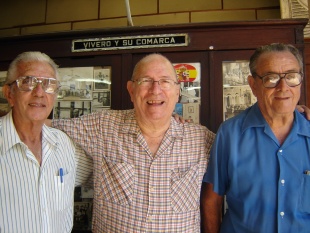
[0,111,93,233]
[53,109,215,232]
[204,103,310,233]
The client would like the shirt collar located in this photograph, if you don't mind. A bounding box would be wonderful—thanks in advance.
[1,111,59,155]
[121,109,184,139]
[242,102,310,138]
[1,111,21,154]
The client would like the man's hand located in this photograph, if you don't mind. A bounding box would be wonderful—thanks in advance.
[297,105,310,120]
[173,113,186,123]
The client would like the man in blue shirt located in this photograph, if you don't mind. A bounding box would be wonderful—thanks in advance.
[201,43,310,233]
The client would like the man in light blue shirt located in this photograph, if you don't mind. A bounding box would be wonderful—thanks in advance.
[201,43,310,233]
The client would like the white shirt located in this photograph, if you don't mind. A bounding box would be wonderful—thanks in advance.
[0,111,93,233]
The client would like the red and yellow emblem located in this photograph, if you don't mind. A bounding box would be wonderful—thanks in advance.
[174,64,197,82]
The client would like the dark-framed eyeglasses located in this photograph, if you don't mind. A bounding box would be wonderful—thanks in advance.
[9,76,60,94]
[131,77,179,90]
[254,72,303,88]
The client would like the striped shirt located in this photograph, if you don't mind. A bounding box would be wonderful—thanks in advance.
[53,109,215,232]
[0,111,93,233]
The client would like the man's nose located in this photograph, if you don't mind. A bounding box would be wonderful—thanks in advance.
[276,78,289,89]
[32,82,45,95]
[149,81,162,93]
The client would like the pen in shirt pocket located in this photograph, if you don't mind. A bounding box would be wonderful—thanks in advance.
[304,170,310,175]
[59,168,64,183]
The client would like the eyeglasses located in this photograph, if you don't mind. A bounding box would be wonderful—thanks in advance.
[10,76,60,94]
[131,78,179,90]
[254,72,303,88]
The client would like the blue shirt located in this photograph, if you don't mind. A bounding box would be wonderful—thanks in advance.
[203,103,310,233]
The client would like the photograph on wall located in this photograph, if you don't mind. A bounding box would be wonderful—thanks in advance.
[183,102,200,124]
[94,67,111,90]
[92,91,111,108]
[101,90,111,107]
[73,202,93,231]
[0,71,9,114]
[57,67,93,101]
[53,101,91,119]
[222,61,250,86]
[222,61,256,121]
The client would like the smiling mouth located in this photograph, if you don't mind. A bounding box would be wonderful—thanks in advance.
[29,103,46,107]
[147,100,164,105]
[275,96,289,100]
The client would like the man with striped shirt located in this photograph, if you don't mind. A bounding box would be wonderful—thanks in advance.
[52,53,215,232]
[0,52,92,233]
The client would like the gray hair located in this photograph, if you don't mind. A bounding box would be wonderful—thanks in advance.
[249,43,303,76]
[5,51,59,85]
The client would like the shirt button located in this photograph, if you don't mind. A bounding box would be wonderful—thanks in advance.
[281,179,285,186]
[147,215,153,222]
[279,149,283,153]
[149,186,154,192]
[280,212,285,218]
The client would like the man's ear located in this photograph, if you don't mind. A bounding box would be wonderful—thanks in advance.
[2,85,14,107]
[126,81,134,103]
[247,75,257,97]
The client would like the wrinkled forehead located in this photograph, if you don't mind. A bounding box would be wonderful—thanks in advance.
[256,51,301,72]
[17,61,56,78]
[136,57,177,80]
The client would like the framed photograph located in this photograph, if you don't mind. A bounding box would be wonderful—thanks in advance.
[101,90,111,107]
[183,102,200,124]
[53,101,91,119]
[0,71,10,115]
[57,67,93,101]
[222,61,256,121]
[94,67,111,90]
[73,201,93,230]
[92,92,102,108]
[222,61,250,86]
[53,66,112,119]
[92,91,111,108]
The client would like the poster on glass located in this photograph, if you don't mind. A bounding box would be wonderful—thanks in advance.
[57,67,93,101]
[222,61,257,121]
[94,67,111,90]
[173,63,201,124]
[0,71,9,114]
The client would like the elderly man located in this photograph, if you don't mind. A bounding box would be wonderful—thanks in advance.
[52,53,215,232]
[201,43,310,233]
[0,52,92,233]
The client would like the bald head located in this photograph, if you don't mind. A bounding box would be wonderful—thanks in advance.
[131,54,177,82]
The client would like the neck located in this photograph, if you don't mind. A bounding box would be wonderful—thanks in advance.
[263,113,294,145]
[137,118,170,156]
[13,116,43,165]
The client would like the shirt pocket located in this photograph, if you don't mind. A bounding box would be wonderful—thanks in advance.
[298,174,310,213]
[170,162,202,213]
[100,159,134,206]
[54,171,74,211]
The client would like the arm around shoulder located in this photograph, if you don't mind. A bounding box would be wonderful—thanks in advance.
[201,182,223,233]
